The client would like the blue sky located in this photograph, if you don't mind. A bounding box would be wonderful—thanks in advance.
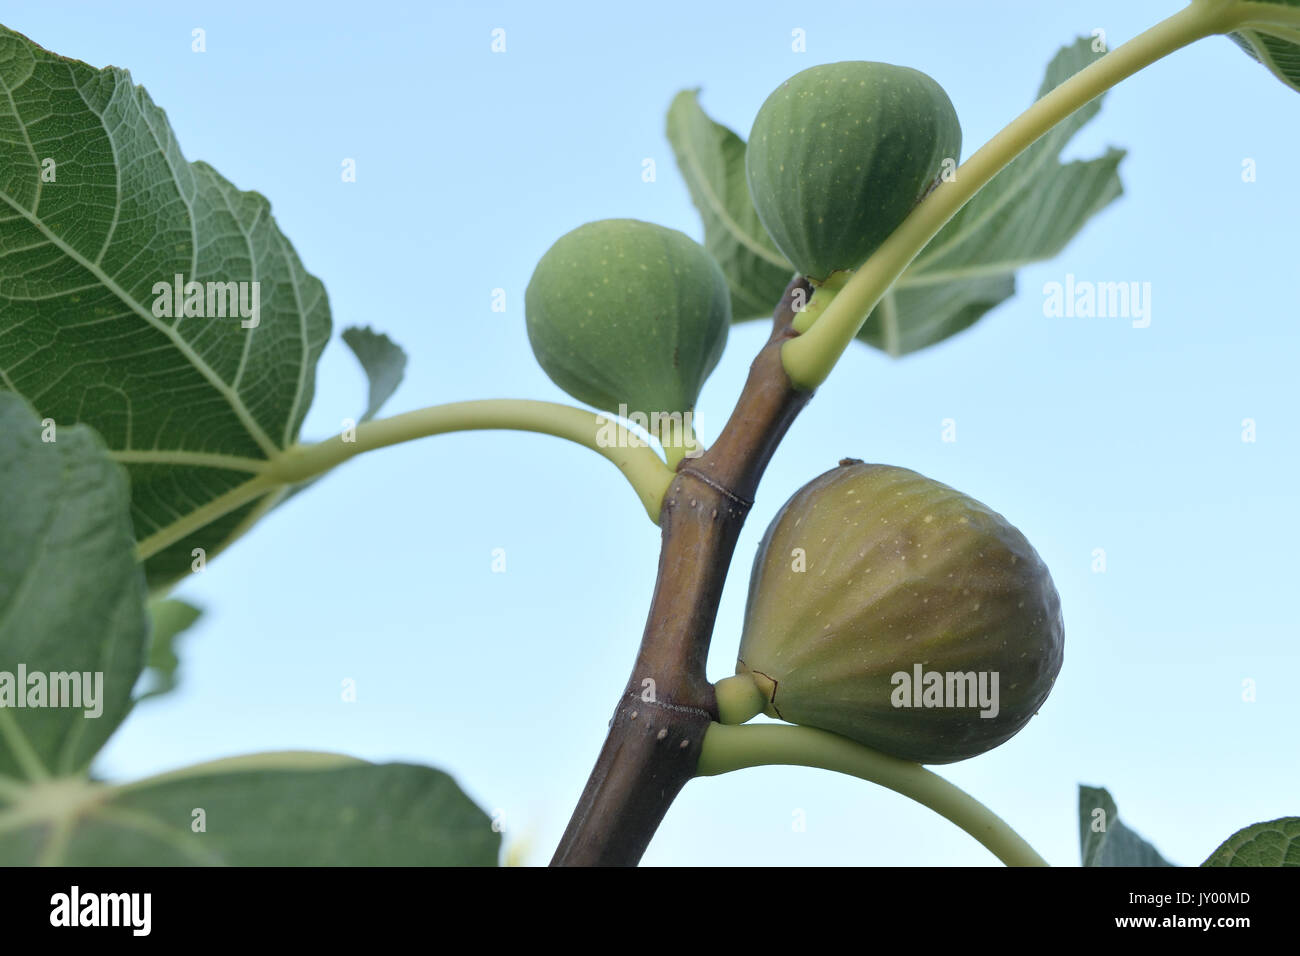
[9,0,1297,865]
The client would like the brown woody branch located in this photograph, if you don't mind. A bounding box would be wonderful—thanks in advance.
[550,276,814,866]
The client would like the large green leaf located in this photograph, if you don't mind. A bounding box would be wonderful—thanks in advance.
[0,25,331,588]
[0,393,497,865]
[1227,0,1300,93]
[1203,816,1300,866]
[0,753,499,866]
[666,90,795,321]
[859,37,1125,355]
[0,391,146,778]
[1079,785,1174,866]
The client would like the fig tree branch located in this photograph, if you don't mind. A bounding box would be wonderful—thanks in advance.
[550,276,814,866]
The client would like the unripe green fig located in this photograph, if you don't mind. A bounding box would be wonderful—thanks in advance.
[525,218,730,418]
[746,62,962,282]
[736,460,1063,764]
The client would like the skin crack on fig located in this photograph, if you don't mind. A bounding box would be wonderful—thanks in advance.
[737,660,784,720]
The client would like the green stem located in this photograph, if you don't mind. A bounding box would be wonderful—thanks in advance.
[276,400,674,520]
[781,0,1242,389]
[136,399,675,560]
[713,675,766,725]
[135,473,280,562]
[1229,0,1300,30]
[659,416,700,471]
[790,270,852,334]
[0,710,49,783]
[696,722,1048,867]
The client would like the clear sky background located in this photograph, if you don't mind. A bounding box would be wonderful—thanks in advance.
[9,1,1296,866]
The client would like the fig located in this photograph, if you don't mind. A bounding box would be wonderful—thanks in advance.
[736,460,1063,764]
[525,218,730,419]
[745,62,962,282]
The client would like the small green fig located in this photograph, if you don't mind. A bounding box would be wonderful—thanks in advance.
[736,460,1063,764]
[525,218,730,418]
[746,61,962,282]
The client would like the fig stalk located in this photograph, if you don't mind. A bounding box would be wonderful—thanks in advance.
[791,269,852,335]
[696,722,1049,867]
[266,399,677,521]
[713,674,766,725]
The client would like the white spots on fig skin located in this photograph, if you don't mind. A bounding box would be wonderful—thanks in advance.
[629,710,638,720]
[679,739,690,750]
[657,728,669,741]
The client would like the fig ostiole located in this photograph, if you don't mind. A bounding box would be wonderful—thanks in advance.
[525,218,730,462]
[746,61,962,283]
[732,459,1063,764]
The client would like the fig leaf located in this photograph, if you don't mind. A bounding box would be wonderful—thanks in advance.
[1227,0,1300,94]
[0,26,331,589]
[1079,785,1174,866]
[1203,816,1300,866]
[666,90,797,321]
[860,37,1126,356]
